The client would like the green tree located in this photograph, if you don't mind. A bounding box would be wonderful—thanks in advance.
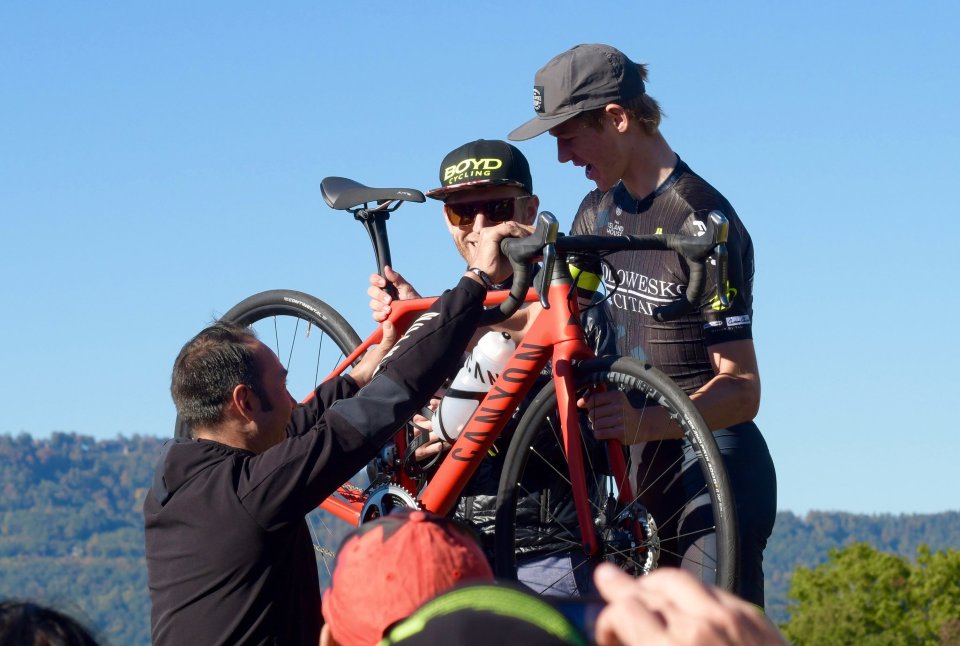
[783,542,960,645]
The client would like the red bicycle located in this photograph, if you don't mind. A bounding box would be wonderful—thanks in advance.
[174,177,739,594]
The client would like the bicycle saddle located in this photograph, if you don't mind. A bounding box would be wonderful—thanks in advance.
[321,177,425,210]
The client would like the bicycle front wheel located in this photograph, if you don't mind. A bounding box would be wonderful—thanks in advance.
[171,289,364,586]
[494,356,738,594]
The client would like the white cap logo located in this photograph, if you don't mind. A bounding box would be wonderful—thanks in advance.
[533,86,544,113]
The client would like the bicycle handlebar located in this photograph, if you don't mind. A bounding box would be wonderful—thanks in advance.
[478,210,730,326]
[477,213,559,327]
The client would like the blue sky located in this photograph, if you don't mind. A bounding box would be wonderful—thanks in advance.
[2,1,957,515]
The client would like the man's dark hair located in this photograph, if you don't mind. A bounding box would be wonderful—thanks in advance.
[171,321,273,435]
[0,601,102,646]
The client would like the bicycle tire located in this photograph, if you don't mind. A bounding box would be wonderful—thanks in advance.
[494,355,739,594]
[173,289,361,439]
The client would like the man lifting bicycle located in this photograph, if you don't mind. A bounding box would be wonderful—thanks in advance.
[507,43,777,609]
[144,230,522,646]
[367,138,617,596]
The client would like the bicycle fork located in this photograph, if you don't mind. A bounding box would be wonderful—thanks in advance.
[553,343,639,559]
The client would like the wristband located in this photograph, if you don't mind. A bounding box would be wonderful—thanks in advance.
[467,267,495,288]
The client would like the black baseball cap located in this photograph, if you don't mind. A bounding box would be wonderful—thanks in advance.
[425,139,533,200]
[380,584,588,646]
[508,44,645,141]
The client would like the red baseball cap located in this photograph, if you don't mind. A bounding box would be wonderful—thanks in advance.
[321,510,494,646]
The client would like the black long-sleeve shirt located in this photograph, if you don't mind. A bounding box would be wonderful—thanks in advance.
[144,277,485,646]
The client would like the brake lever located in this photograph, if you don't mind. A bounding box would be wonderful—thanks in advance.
[708,211,730,309]
[537,243,556,309]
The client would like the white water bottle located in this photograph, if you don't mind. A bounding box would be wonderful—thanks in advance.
[435,331,516,442]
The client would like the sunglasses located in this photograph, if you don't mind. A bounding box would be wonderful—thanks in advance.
[444,196,528,227]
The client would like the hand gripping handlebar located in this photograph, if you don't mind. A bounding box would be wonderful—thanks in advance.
[477,212,559,327]
[478,210,730,326]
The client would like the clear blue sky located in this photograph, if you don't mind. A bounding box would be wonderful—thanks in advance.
[2,1,957,515]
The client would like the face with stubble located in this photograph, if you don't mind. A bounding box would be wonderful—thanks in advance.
[443,185,539,266]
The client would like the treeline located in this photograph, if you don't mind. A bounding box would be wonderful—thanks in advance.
[764,509,960,623]
[1,432,958,643]
[0,433,164,645]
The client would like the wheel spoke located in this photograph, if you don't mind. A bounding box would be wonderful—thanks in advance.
[537,552,594,597]
[601,544,655,572]
[653,525,717,545]
[314,332,325,389]
[657,545,718,573]
[285,317,300,370]
[516,482,584,541]
[528,447,606,518]
[649,483,710,537]
[627,397,672,500]
[636,453,686,501]
[273,317,281,357]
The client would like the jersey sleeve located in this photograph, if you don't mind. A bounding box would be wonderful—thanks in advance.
[236,276,486,530]
[679,210,754,346]
[285,375,361,438]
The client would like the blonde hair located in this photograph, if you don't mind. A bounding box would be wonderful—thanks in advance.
[577,63,663,136]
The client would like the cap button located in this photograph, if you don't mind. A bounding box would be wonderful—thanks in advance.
[410,511,426,523]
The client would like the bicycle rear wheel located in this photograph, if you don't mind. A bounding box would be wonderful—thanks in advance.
[171,289,364,586]
[494,356,738,595]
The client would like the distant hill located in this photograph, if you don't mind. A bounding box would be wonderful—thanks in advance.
[0,433,162,645]
[1,432,957,642]
[765,509,960,624]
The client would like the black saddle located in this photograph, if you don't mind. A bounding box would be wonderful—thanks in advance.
[321,176,425,211]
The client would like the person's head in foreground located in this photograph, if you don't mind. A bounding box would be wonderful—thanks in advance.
[379,566,786,646]
[0,601,101,646]
[320,510,494,646]
[509,43,667,194]
[379,583,588,646]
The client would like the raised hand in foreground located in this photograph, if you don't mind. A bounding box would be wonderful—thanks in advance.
[593,564,785,646]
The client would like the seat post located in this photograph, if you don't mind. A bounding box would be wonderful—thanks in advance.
[354,208,398,299]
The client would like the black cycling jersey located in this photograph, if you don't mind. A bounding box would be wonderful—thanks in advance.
[571,157,755,394]
[572,156,775,609]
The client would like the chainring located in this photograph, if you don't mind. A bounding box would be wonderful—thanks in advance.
[359,483,421,523]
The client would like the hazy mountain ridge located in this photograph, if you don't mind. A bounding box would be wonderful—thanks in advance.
[1,433,957,643]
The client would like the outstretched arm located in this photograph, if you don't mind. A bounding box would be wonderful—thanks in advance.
[241,276,486,528]
[240,225,525,526]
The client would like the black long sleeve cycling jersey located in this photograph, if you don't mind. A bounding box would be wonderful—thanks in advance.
[571,157,755,394]
[144,276,485,646]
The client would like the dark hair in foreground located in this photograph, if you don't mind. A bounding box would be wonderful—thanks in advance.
[171,321,272,434]
[0,601,102,646]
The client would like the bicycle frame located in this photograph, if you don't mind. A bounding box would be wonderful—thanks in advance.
[317,271,637,557]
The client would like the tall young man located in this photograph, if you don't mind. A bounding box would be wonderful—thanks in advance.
[508,44,777,609]
[367,138,616,596]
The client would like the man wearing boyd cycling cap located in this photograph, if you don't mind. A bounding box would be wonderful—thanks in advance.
[367,138,617,596]
[509,44,777,609]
